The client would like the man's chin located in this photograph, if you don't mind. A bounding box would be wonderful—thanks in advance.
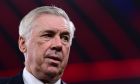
[43,66,61,76]
[42,67,62,82]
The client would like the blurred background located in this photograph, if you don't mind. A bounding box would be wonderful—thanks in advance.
[0,0,140,84]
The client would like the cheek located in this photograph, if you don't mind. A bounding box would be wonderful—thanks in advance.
[34,41,52,63]
[26,47,44,68]
[65,45,70,55]
[37,40,51,51]
[63,46,70,62]
[26,41,44,64]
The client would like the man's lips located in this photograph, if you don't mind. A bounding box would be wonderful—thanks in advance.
[46,56,62,62]
[44,55,62,62]
[44,56,62,66]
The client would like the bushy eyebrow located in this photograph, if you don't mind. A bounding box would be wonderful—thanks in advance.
[61,31,70,36]
[39,29,70,37]
[40,30,55,34]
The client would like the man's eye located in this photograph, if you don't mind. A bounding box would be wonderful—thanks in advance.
[61,35,70,42]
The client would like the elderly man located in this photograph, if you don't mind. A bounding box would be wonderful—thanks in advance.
[0,6,75,84]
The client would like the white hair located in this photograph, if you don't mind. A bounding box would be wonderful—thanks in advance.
[19,6,75,41]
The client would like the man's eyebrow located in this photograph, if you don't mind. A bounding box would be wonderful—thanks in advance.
[40,30,55,34]
[61,31,70,35]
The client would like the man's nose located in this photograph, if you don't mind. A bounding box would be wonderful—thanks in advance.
[51,36,62,51]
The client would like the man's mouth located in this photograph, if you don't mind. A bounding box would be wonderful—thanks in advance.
[44,55,62,66]
[47,56,61,61]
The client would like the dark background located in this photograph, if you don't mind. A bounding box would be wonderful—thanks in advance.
[0,0,140,84]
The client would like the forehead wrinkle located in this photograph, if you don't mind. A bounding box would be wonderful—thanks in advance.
[33,21,70,32]
[31,14,71,36]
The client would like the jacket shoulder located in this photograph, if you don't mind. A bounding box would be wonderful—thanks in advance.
[0,77,12,84]
[0,72,24,84]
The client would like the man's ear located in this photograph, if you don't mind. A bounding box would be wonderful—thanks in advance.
[18,36,27,53]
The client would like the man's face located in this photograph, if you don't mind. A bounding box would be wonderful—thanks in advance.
[19,14,71,81]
